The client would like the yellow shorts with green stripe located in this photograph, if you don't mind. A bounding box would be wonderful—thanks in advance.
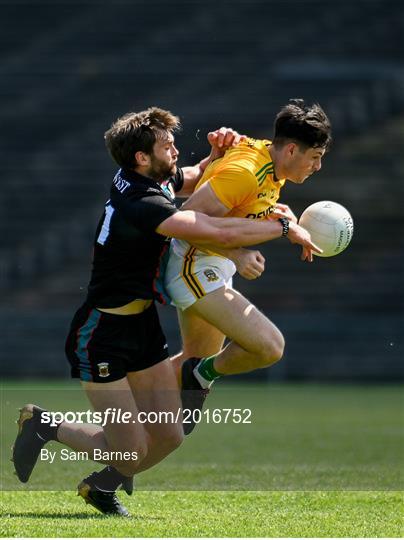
[164,243,237,311]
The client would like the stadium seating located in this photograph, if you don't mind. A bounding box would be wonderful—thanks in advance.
[1,0,403,379]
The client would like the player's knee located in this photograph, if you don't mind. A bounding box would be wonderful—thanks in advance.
[258,328,285,367]
[158,425,184,452]
[135,441,149,463]
[271,331,285,364]
[167,428,184,451]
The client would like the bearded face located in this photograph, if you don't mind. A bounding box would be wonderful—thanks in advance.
[147,134,179,181]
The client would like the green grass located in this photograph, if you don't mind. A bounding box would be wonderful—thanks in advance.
[1,381,403,537]
[1,490,403,537]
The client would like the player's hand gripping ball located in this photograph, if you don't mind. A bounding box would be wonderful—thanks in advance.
[299,201,354,257]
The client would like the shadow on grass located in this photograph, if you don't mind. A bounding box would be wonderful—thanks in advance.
[2,512,107,519]
[3,511,164,521]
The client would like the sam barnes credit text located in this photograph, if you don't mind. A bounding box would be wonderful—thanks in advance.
[40,448,138,463]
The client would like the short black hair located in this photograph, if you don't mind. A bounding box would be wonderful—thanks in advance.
[273,99,332,151]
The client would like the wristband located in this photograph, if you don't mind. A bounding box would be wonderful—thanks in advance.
[278,217,290,237]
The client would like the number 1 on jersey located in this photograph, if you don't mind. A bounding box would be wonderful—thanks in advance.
[97,203,115,245]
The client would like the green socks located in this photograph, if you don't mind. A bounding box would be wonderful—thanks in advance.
[194,355,223,388]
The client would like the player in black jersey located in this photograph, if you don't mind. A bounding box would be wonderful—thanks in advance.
[12,107,321,516]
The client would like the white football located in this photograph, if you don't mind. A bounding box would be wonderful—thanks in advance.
[299,201,354,257]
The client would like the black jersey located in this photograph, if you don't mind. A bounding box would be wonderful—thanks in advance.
[86,167,183,308]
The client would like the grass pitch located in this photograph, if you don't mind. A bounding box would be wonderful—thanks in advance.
[1,381,403,537]
[2,490,403,538]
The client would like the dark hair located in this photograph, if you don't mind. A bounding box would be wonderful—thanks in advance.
[273,99,332,151]
[104,107,181,169]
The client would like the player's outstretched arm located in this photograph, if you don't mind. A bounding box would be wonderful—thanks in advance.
[156,210,322,255]
[157,210,278,248]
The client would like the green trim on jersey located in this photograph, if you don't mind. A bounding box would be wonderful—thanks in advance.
[255,161,274,178]
[257,166,274,185]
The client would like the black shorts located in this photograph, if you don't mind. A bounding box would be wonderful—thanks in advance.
[65,302,169,383]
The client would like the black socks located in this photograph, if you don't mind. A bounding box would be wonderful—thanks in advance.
[91,466,130,492]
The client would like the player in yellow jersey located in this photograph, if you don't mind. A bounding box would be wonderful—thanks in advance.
[164,99,332,434]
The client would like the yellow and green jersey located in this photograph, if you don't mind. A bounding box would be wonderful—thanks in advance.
[195,137,285,219]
